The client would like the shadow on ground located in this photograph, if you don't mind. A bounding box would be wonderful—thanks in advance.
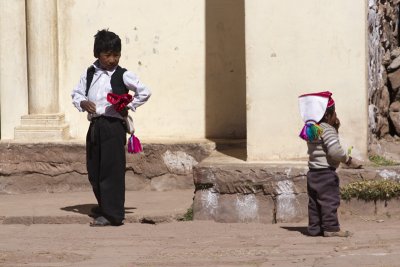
[280,226,310,236]
[61,204,136,217]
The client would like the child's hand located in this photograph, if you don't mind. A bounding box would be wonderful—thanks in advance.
[342,157,363,169]
[80,100,96,114]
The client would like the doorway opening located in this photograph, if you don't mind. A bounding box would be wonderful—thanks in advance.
[205,0,246,160]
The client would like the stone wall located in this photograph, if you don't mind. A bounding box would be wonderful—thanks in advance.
[0,142,214,194]
[193,163,400,223]
[369,0,400,139]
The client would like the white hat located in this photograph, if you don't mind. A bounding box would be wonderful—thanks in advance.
[298,91,334,141]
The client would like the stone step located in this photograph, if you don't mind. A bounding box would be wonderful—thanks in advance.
[211,138,246,150]
[14,113,70,141]
[0,141,215,194]
[20,113,66,126]
[14,124,70,141]
[193,154,400,224]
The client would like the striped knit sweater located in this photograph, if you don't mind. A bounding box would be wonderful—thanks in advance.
[307,122,349,169]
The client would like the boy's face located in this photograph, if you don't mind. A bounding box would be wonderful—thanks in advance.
[98,51,121,70]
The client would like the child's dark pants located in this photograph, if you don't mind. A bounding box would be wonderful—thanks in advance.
[307,168,340,236]
[86,116,126,225]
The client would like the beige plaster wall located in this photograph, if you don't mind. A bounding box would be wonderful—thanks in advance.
[58,0,205,140]
[0,0,29,139]
[245,0,368,160]
[0,0,369,162]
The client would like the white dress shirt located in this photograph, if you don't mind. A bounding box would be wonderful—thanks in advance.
[71,62,151,120]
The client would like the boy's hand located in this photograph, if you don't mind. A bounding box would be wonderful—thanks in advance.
[119,107,128,117]
[80,100,96,114]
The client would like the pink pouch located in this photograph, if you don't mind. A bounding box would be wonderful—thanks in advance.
[128,134,143,154]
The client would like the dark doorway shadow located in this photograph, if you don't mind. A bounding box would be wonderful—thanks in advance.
[208,138,247,160]
[205,0,247,160]
[280,226,310,236]
[61,204,136,217]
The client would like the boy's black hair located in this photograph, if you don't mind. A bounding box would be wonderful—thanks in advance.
[93,29,121,57]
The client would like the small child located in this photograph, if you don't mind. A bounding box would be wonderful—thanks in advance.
[71,29,151,226]
[298,91,361,237]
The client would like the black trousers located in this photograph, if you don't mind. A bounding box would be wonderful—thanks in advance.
[86,116,126,224]
[307,168,340,236]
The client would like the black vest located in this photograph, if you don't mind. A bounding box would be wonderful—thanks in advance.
[85,65,128,96]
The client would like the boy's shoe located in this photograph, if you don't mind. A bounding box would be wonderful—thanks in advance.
[323,230,352,237]
[90,216,111,227]
[90,216,124,227]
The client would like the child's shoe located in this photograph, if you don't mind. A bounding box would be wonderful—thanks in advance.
[323,230,352,237]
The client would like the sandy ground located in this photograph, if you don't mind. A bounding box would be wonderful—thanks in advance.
[1,219,400,267]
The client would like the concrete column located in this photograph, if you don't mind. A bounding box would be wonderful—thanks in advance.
[14,0,69,141]
[0,0,29,139]
[26,0,58,113]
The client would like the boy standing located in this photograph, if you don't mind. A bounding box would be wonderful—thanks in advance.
[298,91,361,237]
[71,29,151,226]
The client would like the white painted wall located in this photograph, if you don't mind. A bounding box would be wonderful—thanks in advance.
[0,0,369,161]
[0,0,29,139]
[58,0,205,140]
[245,0,368,160]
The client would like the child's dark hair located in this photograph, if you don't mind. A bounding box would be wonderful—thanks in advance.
[320,105,335,123]
[93,29,121,57]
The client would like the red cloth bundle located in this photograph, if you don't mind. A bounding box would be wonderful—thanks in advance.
[106,93,133,112]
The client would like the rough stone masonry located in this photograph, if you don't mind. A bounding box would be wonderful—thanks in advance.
[193,162,400,223]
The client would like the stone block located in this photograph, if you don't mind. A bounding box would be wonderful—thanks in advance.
[275,193,308,223]
[339,199,376,220]
[214,168,269,194]
[193,190,219,221]
[150,173,194,191]
[388,55,400,71]
[194,166,271,194]
[162,150,198,175]
[125,171,151,191]
[291,176,307,193]
[337,169,364,186]
[193,190,274,223]
[0,142,213,193]
[340,198,400,220]
[389,110,400,135]
[375,114,389,137]
[193,167,216,185]
[0,173,90,194]
[273,177,307,195]
[377,86,390,115]
[375,198,400,219]
[388,62,400,90]
[375,168,400,181]
[193,164,307,195]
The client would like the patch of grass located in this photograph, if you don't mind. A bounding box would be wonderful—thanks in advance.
[180,205,193,221]
[341,179,400,201]
[369,155,400,166]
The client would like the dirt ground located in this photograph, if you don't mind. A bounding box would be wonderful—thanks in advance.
[1,219,400,267]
